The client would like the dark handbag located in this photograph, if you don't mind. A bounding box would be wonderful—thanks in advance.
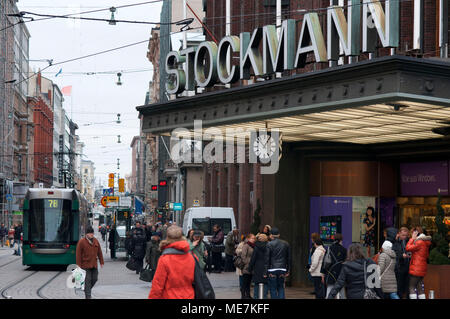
[126,257,137,271]
[191,253,215,299]
[211,244,225,253]
[139,264,155,282]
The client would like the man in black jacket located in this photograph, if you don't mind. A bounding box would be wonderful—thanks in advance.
[131,222,147,274]
[392,227,411,299]
[208,224,224,273]
[265,227,291,299]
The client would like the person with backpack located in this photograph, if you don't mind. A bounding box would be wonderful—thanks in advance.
[148,226,196,299]
[379,240,399,299]
[309,238,326,299]
[321,233,347,299]
[100,224,107,241]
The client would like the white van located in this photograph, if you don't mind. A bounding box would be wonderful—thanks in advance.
[182,207,237,241]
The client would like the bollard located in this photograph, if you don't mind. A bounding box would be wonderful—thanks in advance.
[429,290,435,299]
[258,283,264,299]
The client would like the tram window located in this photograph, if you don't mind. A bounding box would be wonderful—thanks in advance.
[29,199,72,243]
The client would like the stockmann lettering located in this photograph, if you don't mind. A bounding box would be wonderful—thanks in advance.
[165,0,400,95]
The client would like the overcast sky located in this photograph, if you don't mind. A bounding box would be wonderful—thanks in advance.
[17,0,162,187]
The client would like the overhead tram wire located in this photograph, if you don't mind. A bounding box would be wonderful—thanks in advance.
[1,0,165,32]
[16,0,421,90]
[15,11,193,26]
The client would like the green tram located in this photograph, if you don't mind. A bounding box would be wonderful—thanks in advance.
[22,188,89,266]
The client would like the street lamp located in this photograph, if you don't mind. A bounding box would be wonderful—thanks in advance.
[109,7,117,25]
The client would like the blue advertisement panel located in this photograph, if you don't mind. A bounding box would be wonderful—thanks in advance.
[310,197,353,249]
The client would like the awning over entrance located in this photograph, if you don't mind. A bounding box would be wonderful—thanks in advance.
[137,56,450,144]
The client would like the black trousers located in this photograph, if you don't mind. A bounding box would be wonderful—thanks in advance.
[110,248,116,259]
[84,268,98,299]
[212,252,222,272]
[135,257,144,273]
[224,254,235,272]
[242,274,253,298]
[312,276,325,299]
[397,269,409,298]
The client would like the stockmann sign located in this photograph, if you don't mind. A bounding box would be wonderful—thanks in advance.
[165,0,400,95]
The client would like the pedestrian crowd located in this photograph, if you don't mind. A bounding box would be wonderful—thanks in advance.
[72,217,433,300]
[307,225,432,299]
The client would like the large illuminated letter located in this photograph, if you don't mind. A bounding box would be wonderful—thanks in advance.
[165,51,186,94]
[327,0,360,61]
[262,19,296,74]
[194,41,218,88]
[362,0,399,52]
[294,13,327,68]
[240,28,263,79]
[217,36,240,84]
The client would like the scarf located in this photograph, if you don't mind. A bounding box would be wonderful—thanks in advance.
[86,237,94,245]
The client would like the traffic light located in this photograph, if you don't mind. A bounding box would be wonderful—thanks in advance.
[165,202,169,209]
[118,178,125,192]
[108,178,114,188]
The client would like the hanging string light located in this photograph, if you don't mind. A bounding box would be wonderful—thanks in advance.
[116,72,122,85]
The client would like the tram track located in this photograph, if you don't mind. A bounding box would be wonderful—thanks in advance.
[0,271,38,299]
[36,271,64,299]
[0,270,64,299]
[0,256,21,269]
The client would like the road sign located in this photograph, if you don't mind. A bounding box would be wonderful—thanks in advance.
[101,196,108,207]
[173,202,183,211]
[107,196,119,203]
[118,178,125,192]
[6,194,12,201]
[193,200,200,207]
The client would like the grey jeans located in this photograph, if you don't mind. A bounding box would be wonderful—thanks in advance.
[84,268,98,299]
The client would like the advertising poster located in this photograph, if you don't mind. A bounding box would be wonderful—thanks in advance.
[310,197,352,248]
[351,196,376,244]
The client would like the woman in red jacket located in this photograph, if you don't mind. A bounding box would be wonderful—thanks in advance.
[406,226,431,299]
[148,225,196,299]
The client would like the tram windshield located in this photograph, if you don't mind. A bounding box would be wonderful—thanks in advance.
[29,199,72,243]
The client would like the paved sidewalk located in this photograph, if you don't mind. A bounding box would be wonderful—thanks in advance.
[0,226,314,299]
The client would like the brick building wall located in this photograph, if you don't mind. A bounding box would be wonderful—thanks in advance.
[30,96,53,187]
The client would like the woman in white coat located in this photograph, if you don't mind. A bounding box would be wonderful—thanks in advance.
[309,238,326,299]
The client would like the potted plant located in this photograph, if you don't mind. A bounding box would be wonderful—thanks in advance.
[424,197,450,298]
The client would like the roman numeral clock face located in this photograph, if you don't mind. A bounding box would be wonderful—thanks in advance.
[253,134,276,159]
